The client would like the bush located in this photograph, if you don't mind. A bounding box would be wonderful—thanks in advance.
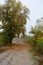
[0,33,7,46]
[35,37,43,55]
[0,34,4,46]
[28,36,43,55]
[28,36,37,46]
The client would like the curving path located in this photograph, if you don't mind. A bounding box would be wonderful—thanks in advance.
[0,45,35,65]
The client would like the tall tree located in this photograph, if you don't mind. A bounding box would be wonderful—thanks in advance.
[30,18,43,46]
[0,0,29,44]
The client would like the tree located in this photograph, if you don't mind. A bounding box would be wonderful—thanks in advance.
[30,18,43,43]
[29,18,43,54]
[0,0,29,44]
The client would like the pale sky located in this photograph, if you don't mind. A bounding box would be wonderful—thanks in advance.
[0,0,43,35]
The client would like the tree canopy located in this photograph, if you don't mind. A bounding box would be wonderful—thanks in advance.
[29,18,43,54]
[30,18,43,37]
[0,0,29,44]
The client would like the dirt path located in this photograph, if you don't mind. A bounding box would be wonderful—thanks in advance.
[0,45,35,65]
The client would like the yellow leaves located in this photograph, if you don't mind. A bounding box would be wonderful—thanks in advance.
[16,1,22,10]
[0,0,29,38]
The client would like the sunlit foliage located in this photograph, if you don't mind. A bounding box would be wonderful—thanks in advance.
[0,0,29,44]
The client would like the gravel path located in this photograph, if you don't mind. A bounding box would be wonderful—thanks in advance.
[0,45,35,65]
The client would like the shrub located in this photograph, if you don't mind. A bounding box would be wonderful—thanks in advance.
[35,37,43,55]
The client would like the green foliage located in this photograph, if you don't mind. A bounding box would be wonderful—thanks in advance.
[29,18,43,55]
[35,37,43,55]
[0,33,5,46]
[0,0,29,44]
[28,36,35,46]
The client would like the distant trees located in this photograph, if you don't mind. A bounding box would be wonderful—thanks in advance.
[29,18,43,55]
[0,0,29,44]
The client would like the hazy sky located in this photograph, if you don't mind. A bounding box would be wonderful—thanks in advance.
[0,0,43,34]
